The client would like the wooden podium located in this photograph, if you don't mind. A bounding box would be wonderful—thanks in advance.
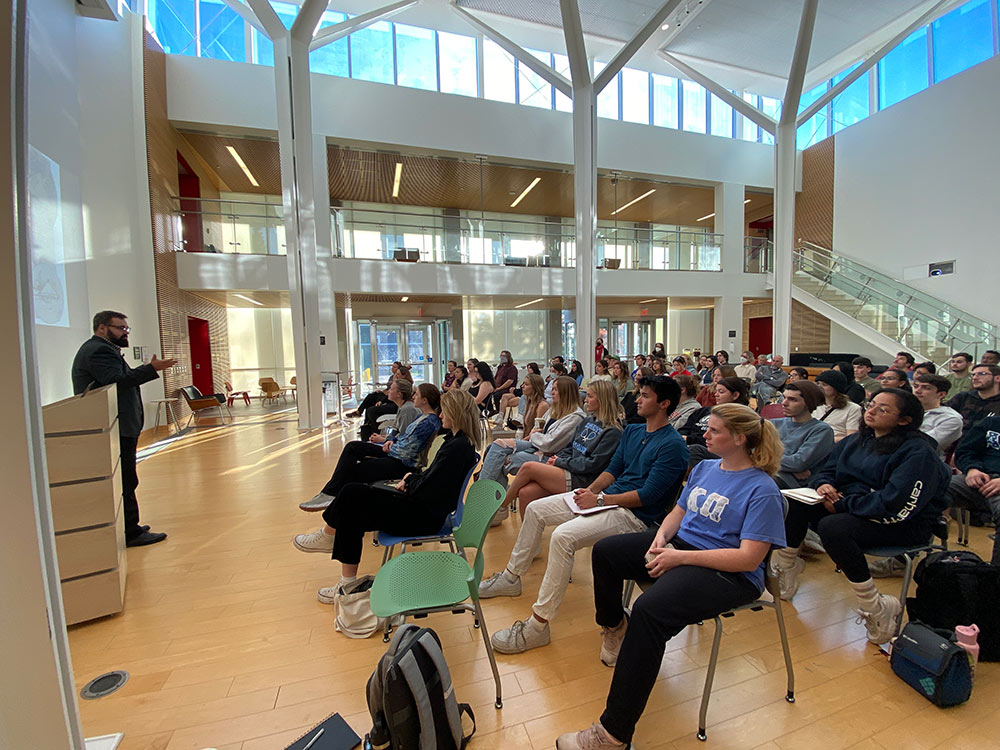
[42,385,127,625]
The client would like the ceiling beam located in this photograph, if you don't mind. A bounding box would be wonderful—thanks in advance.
[593,0,684,94]
[558,0,590,88]
[311,0,419,52]
[781,0,818,127]
[219,0,268,36]
[290,0,328,44]
[450,2,572,97]
[796,0,951,126]
[658,50,776,135]
[245,0,286,40]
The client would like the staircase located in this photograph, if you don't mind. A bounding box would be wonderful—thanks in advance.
[769,241,997,364]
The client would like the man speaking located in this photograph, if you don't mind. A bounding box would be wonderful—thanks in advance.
[72,310,175,547]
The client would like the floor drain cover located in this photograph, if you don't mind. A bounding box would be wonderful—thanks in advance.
[80,671,129,700]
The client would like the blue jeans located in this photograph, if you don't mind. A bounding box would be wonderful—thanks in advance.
[480,439,543,489]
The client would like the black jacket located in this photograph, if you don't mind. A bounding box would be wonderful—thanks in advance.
[677,406,713,447]
[403,431,478,519]
[71,335,159,438]
[954,415,1000,477]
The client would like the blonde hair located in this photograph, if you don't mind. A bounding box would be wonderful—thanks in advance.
[548,375,581,421]
[441,389,484,451]
[710,403,784,476]
[587,379,625,429]
[523,373,545,414]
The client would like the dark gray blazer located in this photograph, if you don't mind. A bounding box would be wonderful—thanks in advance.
[71,335,159,438]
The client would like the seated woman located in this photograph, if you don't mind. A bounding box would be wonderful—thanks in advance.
[498,373,549,433]
[441,360,458,391]
[610,360,632,400]
[621,366,653,424]
[347,360,405,418]
[679,376,750,468]
[772,388,951,644]
[569,359,586,386]
[667,375,701,430]
[468,361,496,412]
[649,357,667,376]
[503,379,624,515]
[299,383,441,512]
[585,358,613,387]
[450,365,469,393]
[495,368,544,428]
[292,389,482,604]
[812,369,863,442]
[697,364,737,407]
[555,403,786,750]
[359,376,418,442]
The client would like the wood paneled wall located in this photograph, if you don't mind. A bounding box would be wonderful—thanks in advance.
[143,33,230,416]
[743,299,831,354]
[795,138,835,249]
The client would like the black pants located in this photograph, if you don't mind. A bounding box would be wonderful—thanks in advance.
[322,484,447,565]
[119,435,142,539]
[360,402,399,441]
[784,503,933,582]
[947,472,1000,563]
[357,390,388,417]
[320,441,408,497]
[592,530,759,743]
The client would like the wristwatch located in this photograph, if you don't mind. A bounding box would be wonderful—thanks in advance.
[596,492,606,507]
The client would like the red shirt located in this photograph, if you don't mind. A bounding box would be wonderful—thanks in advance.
[670,369,693,378]
[595,344,608,362]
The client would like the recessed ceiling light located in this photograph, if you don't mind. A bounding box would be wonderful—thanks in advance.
[696,212,715,221]
[233,293,264,306]
[639,298,658,304]
[744,198,751,204]
[392,162,403,198]
[226,146,259,187]
[401,296,409,302]
[611,189,656,215]
[661,23,670,30]
[515,298,544,309]
[510,177,541,208]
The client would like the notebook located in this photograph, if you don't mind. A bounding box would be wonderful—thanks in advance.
[780,487,825,505]
[561,490,620,515]
[284,713,362,750]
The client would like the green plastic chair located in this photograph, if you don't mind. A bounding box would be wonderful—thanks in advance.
[369,479,506,708]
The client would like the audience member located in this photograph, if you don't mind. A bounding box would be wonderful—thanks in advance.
[557,404,783,750]
[834,361,866,405]
[442,360,458,391]
[697,364,737,407]
[348,361,409,419]
[878,367,912,392]
[913,361,936,378]
[772,389,950,644]
[852,357,881,397]
[498,373,549,433]
[359,377,416,442]
[982,350,1000,366]
[453,365,471,392]
[489,350,518,414]
[501,380,624,515]
[771,380,834,489]
[679,376,750,468]
[483,376,689,655]
[652,342,666,359]
[622,366,654,423]
[894,351,916,377]
[301,383,440,511]
[546,362,569,402]
[631,354,647,377]
[595,337,609,363]
[946,415,1000,563]
[813,370,863,441]
[714,349,730,366]
[669,356,692,378]
[649,357,667,375]
[786,366,809,383]
[750,355,788,406]
[912,373,963,458]
[468,361,496,411]
[569,359,586,386]
[293,389,481,603]
[525,362,542,377]
[945,352,974,399]
[734,351,757,380]
[947,363,1000,432]
[698,354,718,385]
[611,360,632,399]
[586,359,613,386]
[668,375,701,429]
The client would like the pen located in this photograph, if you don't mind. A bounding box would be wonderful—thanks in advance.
[302,727,325,750]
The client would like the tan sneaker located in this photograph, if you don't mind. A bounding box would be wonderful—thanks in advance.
[600,618,628,667]
[856,594,902,644]
[556,723,627,749]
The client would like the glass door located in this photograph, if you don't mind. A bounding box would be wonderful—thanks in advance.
[404,323,433,384]
[608,321,628,359]
[373,324,403,387]
[634,321,651,356]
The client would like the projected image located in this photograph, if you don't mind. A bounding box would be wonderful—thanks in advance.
[28,145,68,327]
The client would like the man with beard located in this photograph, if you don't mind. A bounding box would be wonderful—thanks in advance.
[72,310,175,546]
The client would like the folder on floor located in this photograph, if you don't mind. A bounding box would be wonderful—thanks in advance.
[284,713,361,750]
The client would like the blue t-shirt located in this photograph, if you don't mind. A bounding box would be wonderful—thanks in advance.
[677,459,786,591]
[604,422,689,525]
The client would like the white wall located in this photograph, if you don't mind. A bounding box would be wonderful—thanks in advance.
[833,54,1000,326]
[829,321,897,363]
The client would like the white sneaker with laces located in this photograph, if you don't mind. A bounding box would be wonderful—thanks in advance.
[317,585,338,604]
[771,557,805,601]
[868,556,906,578]
[299,492,335,512]
[293,528,335,553]
[491,618,550,654]
[555,723,627,750]
[856,593,902,644]
[479,570,521,598]
[600,618,628,667]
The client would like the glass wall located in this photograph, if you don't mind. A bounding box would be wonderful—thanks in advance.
[462,310,549,365]
[227,307,295,392]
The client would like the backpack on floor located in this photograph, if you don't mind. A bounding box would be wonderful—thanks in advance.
[365,624,475,750]
[889,622,973,707]
[906,550,1000,661]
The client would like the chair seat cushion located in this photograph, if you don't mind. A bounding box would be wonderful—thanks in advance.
[370,550,472,617]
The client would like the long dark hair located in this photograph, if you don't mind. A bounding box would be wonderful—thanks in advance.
[860,387,924,454]
[526,362,541,376]
[474,361,495,386]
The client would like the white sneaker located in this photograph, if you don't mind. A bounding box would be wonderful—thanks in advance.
[556,723,627,750]
[491,618,550,654]
[771,557,805,601]
[856,594,903,644]
[490,505,510,527]
[868,556,906,578]
[317,585,338,604]
[802,529,826,554]
[293,528,335,553]
[299,492,335,512]
[478,570,521,598]
[600,618,628,667]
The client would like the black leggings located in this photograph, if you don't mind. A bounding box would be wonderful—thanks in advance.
[360,402,399,441]
[357,390,388,417]
[784,503,933,582]
[320,440,408,497]
[592,530,760,743]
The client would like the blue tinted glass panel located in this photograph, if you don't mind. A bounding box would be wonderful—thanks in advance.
[831,63,869,133]
[253,3,300,66]
[396,24,437,91]
[621,68,650,124]
[352,21,394,84]
[519,50,553,108]
[681,80,706,133]
[439,31,477,96]
[652,73,678,128]
[710,94,732,137]
[796,82,828,149]
[554,54,572,111]
[483,39,515,103]
[741,92,759,141]
[199,0,246,62]
[879,27,929,108]
[150,0,196,55]
[760,96,780,144]
[595,62,619,119]
[933,0,994,82]
[310,11,349,76]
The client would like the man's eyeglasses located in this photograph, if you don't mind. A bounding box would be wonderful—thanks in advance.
[108,324,131,333]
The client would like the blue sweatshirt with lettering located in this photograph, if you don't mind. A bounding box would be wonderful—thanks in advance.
[810,430,950,525]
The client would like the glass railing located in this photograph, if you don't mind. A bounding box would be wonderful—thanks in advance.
[790,241,998,361]
[172,196,288,255]
[744,237,773,273]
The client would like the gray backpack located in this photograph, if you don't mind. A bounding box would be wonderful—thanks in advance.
[365,624,475,750]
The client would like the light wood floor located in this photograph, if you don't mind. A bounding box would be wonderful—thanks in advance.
[68,412,1000,750]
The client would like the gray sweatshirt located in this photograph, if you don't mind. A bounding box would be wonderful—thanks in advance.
[668,398,700,430]
[773,417,835,488]
[529,407,586,454]
[553,417,624,488]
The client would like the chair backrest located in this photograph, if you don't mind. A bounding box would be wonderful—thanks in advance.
[224,380,233,394]
[180,385,203,402]
[290,376,296,386]
[760,403,786,420]
[418,434,447,469]
[453,480,505,589]
[259,377,277,387]
[261,382,280,396]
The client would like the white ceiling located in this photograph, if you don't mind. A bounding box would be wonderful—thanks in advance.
[456,0,669,42]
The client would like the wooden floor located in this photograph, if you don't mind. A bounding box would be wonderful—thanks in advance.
[68,411,1000,750]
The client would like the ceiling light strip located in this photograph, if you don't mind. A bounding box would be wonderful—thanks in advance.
[226,146,259,187]
[510,177,541,208]
[611,189,656,215]
[638,298,658,304]
[696,212,715,222]
[392,162,403,198]
[233,293,264,306]
[514,298,544,309]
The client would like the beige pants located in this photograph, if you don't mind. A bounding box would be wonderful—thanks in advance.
[506,493,647,621]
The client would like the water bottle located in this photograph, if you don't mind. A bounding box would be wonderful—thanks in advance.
[955,624,980,670]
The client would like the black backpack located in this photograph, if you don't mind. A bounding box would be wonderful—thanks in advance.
[906,549,1000,661]
[365,624,475,750]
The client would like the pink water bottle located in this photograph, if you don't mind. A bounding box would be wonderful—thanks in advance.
[955,624,980,666]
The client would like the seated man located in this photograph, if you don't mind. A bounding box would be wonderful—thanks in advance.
[912,373,963,458]
[946,414,1000,563]
[771,380,835,489]
[478,376,689,654]
[947,363,1000,434]
[945,352,975,399]
[853,357,881,398]
[750,354,788,407]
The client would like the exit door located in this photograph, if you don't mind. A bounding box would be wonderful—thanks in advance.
[356,321,437,390]
[187,317,213,395]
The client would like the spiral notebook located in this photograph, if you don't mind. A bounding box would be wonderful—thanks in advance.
[284,713,361,750]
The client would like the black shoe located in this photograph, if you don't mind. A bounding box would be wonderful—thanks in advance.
[139,524,150,533]
[126,531,167,547]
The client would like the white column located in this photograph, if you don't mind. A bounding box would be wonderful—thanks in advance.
[571,84,597,371]
[713,294,742,358]
[772,126,796,361]
[714,181,745,356]
[313,133,339,378]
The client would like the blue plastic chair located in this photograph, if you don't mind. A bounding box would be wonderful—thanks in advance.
[374,453,480,565]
